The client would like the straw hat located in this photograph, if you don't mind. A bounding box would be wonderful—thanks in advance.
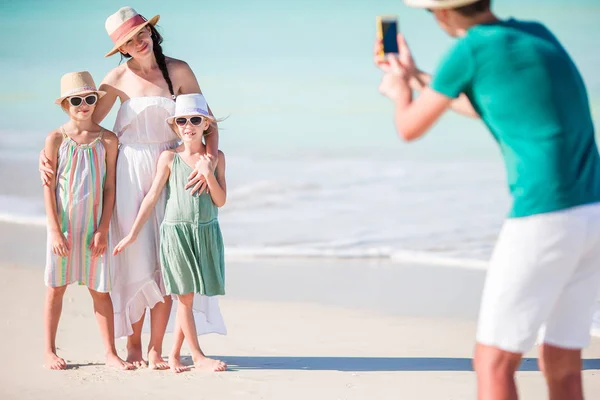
[166,94,214,124]
[54,71,106,105]
[104,6,159,57]
[404,0,482,9]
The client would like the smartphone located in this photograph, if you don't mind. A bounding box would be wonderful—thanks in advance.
[376,15,399,58]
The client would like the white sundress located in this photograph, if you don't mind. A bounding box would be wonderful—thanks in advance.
[109,96,226,338]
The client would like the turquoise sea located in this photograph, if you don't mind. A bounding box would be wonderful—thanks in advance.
[1,0,599,265]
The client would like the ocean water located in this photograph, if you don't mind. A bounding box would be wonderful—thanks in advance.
[1,0,599,266]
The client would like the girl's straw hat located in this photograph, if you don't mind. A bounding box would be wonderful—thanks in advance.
[404,0,481,9]
[166,94,214,124]
[54,71,106,105]
[104,6,159,57]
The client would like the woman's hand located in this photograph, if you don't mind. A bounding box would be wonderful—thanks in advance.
[89,230,108,258]
[186,154,216,195]
[113,234,136,255]
[39,149,54,186]
[50,230,70,257]
[185,170,207,195]
[196,154,217,178]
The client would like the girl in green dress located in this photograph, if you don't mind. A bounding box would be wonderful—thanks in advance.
[113,93,227,373]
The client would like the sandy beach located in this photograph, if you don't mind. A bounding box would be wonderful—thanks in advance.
[1,241,599,399]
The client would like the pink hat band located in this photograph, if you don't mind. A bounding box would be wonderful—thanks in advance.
[109,14,148,44]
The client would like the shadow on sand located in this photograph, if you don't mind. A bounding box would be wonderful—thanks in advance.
[205,356,600,372]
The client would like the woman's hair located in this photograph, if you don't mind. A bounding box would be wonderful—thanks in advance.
[119,25,175,98]
[454,0,491,17]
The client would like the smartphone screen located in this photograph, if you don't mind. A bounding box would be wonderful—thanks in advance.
[377,16,399,55]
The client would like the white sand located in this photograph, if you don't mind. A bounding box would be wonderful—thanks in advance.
[1,264,599,400]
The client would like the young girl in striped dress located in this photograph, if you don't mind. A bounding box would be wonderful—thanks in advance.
[43,71,133,371]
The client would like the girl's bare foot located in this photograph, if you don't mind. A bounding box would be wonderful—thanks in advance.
[106,352,136,370]
[126,347,147,368]
[168,353,189,374]
[44,351,67,370]
[192,355,227,372]
[148,348,169,370]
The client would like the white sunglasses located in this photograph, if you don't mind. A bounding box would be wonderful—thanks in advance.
[68,93,98,107]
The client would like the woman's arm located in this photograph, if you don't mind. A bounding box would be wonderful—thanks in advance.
[43,131,70,257]
[174,60,220,151]
[172,59,220,194]
[207,151,227,207]
[113,150,174,254]
[93,70,121,124]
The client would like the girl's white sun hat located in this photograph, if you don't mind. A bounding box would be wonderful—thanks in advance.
[166,94,214,124]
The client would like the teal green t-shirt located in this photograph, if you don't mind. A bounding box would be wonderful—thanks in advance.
[431,18,600,218]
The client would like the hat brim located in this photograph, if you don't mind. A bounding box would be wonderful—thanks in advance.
[55,90,107,105]
[166,112,214,125]
[403,0,482,9]
[104,14,160,58]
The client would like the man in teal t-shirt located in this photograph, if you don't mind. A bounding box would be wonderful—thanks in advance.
[375,0,600,399]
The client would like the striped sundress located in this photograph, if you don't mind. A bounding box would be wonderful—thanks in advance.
[44,127,110,292]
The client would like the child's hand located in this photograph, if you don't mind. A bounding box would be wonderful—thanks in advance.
[50,231,70,257]
[89,230,108,258]
[113,234,136,256]
[195,154,217,178]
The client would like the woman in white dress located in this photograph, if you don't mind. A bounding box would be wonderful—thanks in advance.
[40,7,226,370]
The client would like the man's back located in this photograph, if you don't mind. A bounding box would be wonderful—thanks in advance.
[432,18,600,217]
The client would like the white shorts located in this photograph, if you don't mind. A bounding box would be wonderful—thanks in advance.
[476,203,600,353]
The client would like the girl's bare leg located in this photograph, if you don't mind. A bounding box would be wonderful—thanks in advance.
[87,288,135,370]
[44,285,68,370]
[177,293,226,372]
[147,295,172,370]
[169,318,188,373]
[126,315,147,368]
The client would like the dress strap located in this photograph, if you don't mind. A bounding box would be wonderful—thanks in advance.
[59,125,68,139]
[98,127,105,140]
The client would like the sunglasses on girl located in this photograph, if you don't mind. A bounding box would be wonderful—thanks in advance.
[175,116,204,127]
[68,94,98,107]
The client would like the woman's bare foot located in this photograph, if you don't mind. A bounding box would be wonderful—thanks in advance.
[106,352,136,370]
[44,351,67,370]
[126,347,147,368]
[168,353,189,374]
[192,355,227,372]
[148,348,169,370]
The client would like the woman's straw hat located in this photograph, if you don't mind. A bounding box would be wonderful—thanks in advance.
[166,94,214,125]
[104,6,159,57]
[54,71,106,105]
[404,0,482,9]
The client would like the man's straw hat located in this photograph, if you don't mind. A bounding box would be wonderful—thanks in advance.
[404,0,482,9]
[104,6,159,57]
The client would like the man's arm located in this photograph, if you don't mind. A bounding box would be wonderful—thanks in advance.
[393,87,453,141]
[375,34,479,119]
[411,70,479,119]
[378,57,452,142]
